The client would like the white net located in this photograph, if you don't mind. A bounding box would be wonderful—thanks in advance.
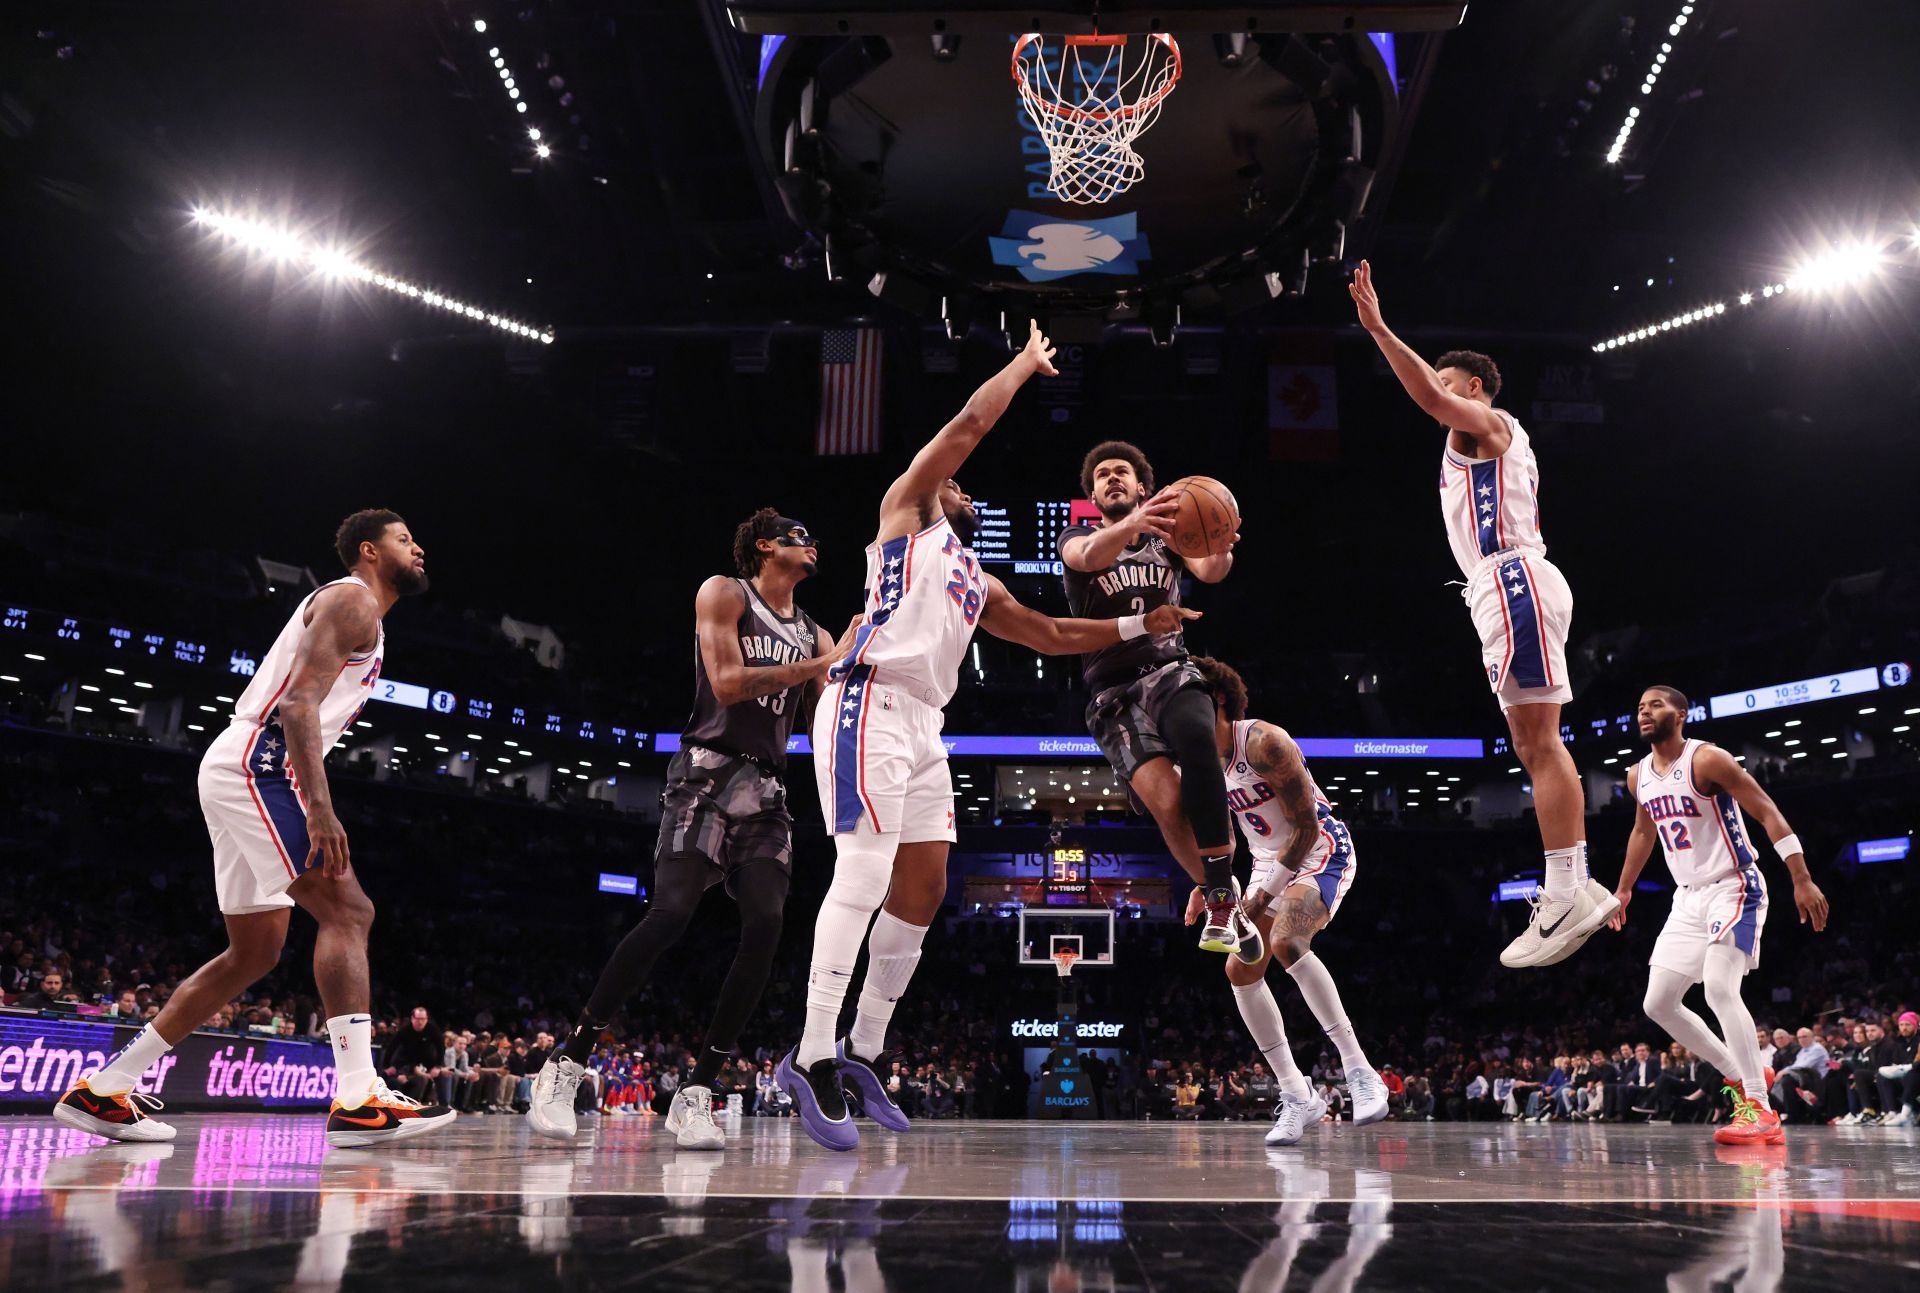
[1012,34,1181,206]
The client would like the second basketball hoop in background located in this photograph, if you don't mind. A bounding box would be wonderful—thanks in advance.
[1012,32,1182,205]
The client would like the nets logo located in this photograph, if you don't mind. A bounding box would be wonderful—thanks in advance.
[989,210,1152,283]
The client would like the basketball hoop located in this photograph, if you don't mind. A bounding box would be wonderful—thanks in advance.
[1012,33,1182,205]
[1051,947,1081,978]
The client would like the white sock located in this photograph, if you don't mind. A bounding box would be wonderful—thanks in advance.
[328,1013,376,1108]
[848,910,928,1060]
[88,1024,174,1096]
[1575,839,1591,886]
[1232,979,1311,1099]
[1543,845,1582,902]
[1286,952,1369,1072]
[798,896,876,1067]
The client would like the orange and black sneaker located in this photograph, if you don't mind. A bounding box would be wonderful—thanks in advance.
[324,1079,457,1148]
[1713,1087,1786,1147]
[52,1079,178,1142]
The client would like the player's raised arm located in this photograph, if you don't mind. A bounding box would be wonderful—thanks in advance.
[278,582,381,878]
[1348,260,1508,446]
[876,321,1057,534]
[1242,722,1320,878]
[1607,766,1659,931]
[696,578,847,705]
[977,573,1197,655]
[1692,745,1829,930]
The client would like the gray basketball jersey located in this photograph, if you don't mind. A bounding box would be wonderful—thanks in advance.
[681,579,821,768]
[1058,525,1188,691]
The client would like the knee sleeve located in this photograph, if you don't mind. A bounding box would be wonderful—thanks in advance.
[1158,687,1231,851]
[823,832,899,914]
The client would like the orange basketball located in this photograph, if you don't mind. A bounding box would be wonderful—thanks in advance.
[1165,476,1239,559]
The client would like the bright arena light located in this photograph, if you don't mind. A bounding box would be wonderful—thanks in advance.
[1591,231,1895,352]
[189,207,553,344]
[1608,3,1693,164]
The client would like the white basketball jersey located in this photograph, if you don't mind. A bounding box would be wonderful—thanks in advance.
[831,514,986,710]
[1635,739,1761,887]
[1440,410,1546,578]
[1223,720,1331,866]
[219,577,385,753]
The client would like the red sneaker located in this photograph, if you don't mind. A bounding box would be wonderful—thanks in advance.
[1714,1092,1785,1146]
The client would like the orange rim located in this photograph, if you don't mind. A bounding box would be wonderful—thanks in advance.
[1011,33,1182,123]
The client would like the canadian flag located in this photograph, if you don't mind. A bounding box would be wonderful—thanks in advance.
[1267,360,1339,462]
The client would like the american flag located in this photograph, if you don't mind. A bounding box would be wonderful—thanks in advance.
[815,328,883,455]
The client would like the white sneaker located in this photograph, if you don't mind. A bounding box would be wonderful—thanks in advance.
[1836,1111,1858,1126]
[1884,1106,1915,1127]
[1266,1090,1329,1146]
[1346,1066,1389,1126]
[527,1055,587,1141]
[664,1085,726,1150]
[1500,879,1618,968]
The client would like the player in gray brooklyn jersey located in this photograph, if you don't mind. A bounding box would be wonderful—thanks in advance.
[527,508,854,1150]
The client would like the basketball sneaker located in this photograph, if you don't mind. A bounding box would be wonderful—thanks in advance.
[1346,1065,1390,1126]
[835,1040,912,1132]
[324,1079,457,1148]
[777,1047,858,1152]
[1500,879,1619,968]
[664,1084,727,1151]
[1266,1089,1329,1146]
[527,1054,587,1141]
[1199,878,1251,956]
[52,1081,177,1142]
[1713,1088,1786,1146]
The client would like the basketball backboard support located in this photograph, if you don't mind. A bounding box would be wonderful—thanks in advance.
[1017,906,1115,968]
[727,2,1466,36]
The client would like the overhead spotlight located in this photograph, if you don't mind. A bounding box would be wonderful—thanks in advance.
[516,102,527,113]
[191,206,554,344]
[1739,291,1753,305]
[489,46,499,57]
[473,18,487,33]
[535,143,551,159]
[527,126,541,141]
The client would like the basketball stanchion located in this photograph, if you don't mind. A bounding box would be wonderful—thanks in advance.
[1037,945,1096,1119]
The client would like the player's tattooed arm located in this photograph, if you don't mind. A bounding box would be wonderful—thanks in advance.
[1243,722,1321,876]
[695,579,850,705]
[280,582,381,877]
[978,574,1198,653]
[1608,766,1657,931]
[1692,744,1829,930]
[1348,260,1509,448]
[877,321,1057,538]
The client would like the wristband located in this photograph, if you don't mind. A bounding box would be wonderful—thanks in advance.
[1117,613,1147,641]
[1771,832,1803,860]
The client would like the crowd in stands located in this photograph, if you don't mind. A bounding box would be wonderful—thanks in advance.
[5,722,1918,1131]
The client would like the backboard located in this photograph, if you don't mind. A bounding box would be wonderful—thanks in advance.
[1016,906,1115,968]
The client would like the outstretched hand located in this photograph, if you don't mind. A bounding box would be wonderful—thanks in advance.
[1607,887,1631,932]
[1022,319,1059,377]
[1144,605,1201,635]
[1348,259,1386,334]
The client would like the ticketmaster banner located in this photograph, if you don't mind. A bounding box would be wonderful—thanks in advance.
[0,1012,335,1110]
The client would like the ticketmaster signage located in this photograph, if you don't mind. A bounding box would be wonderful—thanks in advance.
[656,733,1484,759]
[1010,1017,1125,1040]
[0,1013,335,1110]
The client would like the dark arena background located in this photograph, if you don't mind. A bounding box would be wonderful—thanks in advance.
[4,1,1919,1288]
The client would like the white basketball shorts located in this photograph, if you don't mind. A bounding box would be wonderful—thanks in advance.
[1649,867,1769,981]
[1466,551,1573,712]
[813,664,955,843]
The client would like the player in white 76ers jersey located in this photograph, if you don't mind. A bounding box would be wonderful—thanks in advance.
[1185,657,1388,1145]
[779,323,1199,1151]
[52,510,456,1151]
[1610,685,1828,1147]
[1350,260,1614,970]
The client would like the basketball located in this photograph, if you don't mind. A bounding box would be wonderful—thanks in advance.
[1165,476,1239,560]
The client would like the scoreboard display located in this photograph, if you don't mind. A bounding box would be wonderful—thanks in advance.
[970,499,1102,574]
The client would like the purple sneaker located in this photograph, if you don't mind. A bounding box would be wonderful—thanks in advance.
[776,1047,858,1152]
[835,1040,911,1133]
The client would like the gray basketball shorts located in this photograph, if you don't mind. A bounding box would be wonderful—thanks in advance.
[1083,658,1209,784]
[655,747,793,883]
